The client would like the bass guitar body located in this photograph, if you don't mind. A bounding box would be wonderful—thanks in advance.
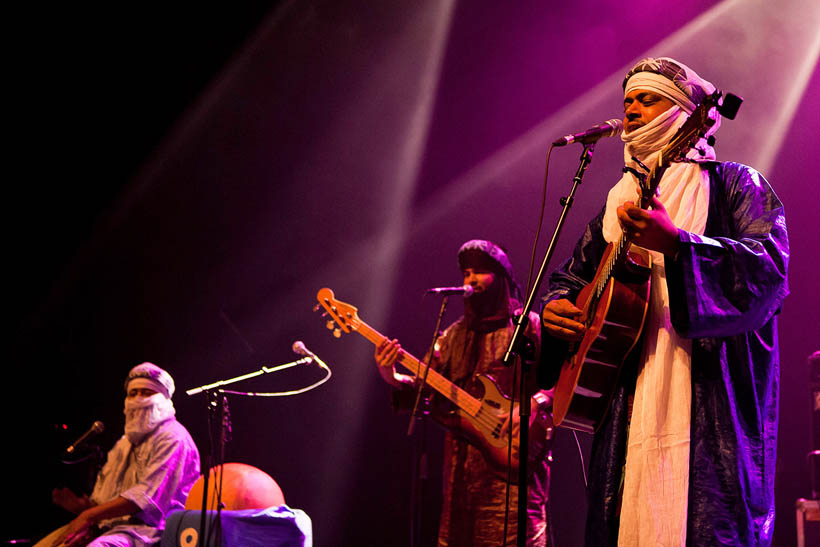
[434,374,552,480]
[552,245,651,433]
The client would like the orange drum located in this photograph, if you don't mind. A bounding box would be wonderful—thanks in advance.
[185,462,285,511]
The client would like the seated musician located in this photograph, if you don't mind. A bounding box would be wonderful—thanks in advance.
[539,57,788,546]
[36,363,200,546]
[375,239,553,547]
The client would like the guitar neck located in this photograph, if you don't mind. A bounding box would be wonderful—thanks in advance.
[354,321,482,417]
[589,159,671,309]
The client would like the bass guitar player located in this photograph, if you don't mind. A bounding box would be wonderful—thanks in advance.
[373,239,552,547]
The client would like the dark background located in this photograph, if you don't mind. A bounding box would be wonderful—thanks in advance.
[7,1,820,545]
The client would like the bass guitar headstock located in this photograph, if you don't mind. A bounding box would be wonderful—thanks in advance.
[314,288,361,338]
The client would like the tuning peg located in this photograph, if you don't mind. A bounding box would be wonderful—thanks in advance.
[333,328,342,338]
[313,304,321,312]
[326,320,336,330]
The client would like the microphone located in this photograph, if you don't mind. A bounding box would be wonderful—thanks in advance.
[552,118,623,146]
[65,421,104,454]
[292,340,316,362]
[425,285,475,297]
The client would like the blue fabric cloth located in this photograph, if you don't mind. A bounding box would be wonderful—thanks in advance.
[538,162,789,546]
[161,506,312,547]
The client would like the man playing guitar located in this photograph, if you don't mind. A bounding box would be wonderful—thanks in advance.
[539,57,788,547]
[375,239,552,547]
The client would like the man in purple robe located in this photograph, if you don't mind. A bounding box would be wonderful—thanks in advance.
[539,57,788,546]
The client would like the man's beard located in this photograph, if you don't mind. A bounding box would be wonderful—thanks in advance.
[124,393,175,445]
[464,276,513,332]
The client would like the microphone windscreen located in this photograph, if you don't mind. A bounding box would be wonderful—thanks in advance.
[292,341,308,356]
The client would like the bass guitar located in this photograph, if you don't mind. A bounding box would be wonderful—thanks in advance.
[552,90,742,433]
[315,287,552,482]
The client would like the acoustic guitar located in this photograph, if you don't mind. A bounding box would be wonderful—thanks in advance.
[552,90,742,433]
[315,287,552,482]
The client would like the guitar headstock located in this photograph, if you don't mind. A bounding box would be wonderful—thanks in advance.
[640,89,743,201]
[663,90,720,164]
[315,288,360,338]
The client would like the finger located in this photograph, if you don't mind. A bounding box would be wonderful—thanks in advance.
[625,204,649,220]
[649,195,667,212]
[617,210,640,232]
[544,311,585,331]
[375,339,396,357]
[499,414,511,436]
[375,340,387,357]
[556,328,584,341]
[543,323,584,341]
[548,299,583,318]
[384,344,401,367]
[556,301,583,317]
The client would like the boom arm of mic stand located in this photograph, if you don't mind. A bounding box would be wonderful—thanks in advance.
[185,357,312,396]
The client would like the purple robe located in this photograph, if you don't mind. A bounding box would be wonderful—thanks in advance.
[538,162,788,546]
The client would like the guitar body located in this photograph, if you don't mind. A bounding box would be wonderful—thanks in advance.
[434,374,552,482]
[552,246,651,433]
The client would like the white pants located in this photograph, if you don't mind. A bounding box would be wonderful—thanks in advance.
[34,524,135,547]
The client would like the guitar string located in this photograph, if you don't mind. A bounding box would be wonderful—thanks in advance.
[394,351,508,435]
[587,121,702,314]
[336,312,508,436]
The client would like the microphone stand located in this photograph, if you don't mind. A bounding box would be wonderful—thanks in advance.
[196,390,232,547]
[188,358,308,545]
[407,293,449,547]
[502,141,597,547]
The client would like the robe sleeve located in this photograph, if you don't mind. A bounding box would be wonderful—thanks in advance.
[665,163,789,339]
[119,422,200,527]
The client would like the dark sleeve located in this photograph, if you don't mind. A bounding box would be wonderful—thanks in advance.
[666,163,789,338]
[538,207,609,388]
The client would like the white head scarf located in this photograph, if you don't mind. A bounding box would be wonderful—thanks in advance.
[602,57,719,244]
[123,362,176,445]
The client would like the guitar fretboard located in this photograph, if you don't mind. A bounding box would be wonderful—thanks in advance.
[353,320,482,417]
